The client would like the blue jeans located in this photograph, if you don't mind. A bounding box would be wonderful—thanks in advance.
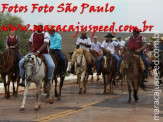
[53,49,66,73]
[19,53,55,80]
[139,54,149,78]
[16,52,21,62]
[97,54,121,75]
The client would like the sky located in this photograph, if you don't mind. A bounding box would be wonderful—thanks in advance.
[0,0,163,33]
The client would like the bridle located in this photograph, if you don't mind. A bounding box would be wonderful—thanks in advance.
[24,55,43,82]
[76,53,84,68]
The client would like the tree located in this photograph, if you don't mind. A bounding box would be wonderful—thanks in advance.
[0,13,30,54]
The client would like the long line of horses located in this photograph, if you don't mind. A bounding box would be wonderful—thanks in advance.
[0,48,162,111]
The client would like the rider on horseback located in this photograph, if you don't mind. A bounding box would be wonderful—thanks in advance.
[91,36,101,56]
[4,29,21,62]
[121,28,149,82]
[48,26,66,76]
[69,31,94,75]
[18,22,55,87]
[97,33,121,78]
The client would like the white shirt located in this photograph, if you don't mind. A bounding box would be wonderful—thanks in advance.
[101,40,118,54]
[91,41,101,52]
[118,40,125,48]
[29,32,50,43]
[76,37,92,51]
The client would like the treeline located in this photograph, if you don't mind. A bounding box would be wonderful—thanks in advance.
[0,13,31,55]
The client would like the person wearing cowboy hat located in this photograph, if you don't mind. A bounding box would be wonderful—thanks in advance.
[122,28,149,82]
[48,25,66,76]
[69,31,94,75]
[91,36,101,53]
[96,33,121,77]
[117,36,125,48]
[18,22,55,87]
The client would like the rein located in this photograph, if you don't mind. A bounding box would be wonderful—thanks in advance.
[24,55,43,82]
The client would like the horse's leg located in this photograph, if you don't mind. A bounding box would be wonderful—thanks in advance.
[127,81,131,104]
[133,79,139,103]
[15,76,20,97]
[2,75,7,98]
[57,76,65,100]
[83,73,88,94]
[103,74,107,94]
[34,83,42,111]
[48,79,53,104]
[97,74,99,82]
[7,75,11,99]
[12,76,16,96]
[78,75,82,94]
[54,76,58,97]
[20,83,29,111]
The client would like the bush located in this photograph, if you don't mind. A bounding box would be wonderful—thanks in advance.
[0,77,3,83]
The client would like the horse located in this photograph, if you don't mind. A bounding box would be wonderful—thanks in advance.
[121,50,143,103]
[50,50,68,100]
[100,51,117,94]
[20,54,53,111]
[72,48,91,94]
[90,49,100,82]
[0,48,20,99]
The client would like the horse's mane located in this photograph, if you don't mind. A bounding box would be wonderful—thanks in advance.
[71,48,91,65]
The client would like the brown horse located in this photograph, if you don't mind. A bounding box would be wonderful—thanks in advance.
[121,50,143,103]
[90,49,100,81]
[100,51,117,94]
[50,51,68,100]
[0,48,20,98]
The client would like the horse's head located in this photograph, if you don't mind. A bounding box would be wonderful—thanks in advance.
[24,54,36,82]
[76,52,84,68]
[102,51,112,71]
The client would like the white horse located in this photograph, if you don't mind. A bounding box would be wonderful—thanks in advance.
[73,49,90,94]
[20,54,53,111]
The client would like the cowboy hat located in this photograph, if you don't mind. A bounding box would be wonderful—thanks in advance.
[105,33,115,38]
[81,31,87,35]
[48,25,55,31]
[93,36,98,39]
[35,22,43,26]
[112,37,117,41]
[133,28,142,33]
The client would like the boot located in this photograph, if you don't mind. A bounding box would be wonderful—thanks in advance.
[97,70,101,75]
[144,78,148,82]
[43,80,50,93]
[18,79,25,87]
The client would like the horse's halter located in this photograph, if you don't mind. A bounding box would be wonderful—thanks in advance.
[24,55,42,82]
[123,51,134,69]
[103,53,112,71]
[76,53,84,68]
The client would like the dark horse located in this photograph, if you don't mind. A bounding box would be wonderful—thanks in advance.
[90,49,100,82]
[121,50,143,103]
[0,48,20,98]
[50,51,68,100]
[100,51,117,94]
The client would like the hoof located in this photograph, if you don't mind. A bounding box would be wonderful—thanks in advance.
[55,93,58,97]
[20,108,25,111]
[49,99,53,104]
[103,92,107,95]
[57,97,61,100]
[38,105,41,109]
[128,101,131,104]
[134,100,138,103]
[34,108,39,111]
[83,91,86,94]
[78,91,82,94]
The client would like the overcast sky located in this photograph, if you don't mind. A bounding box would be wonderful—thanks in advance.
[0,0,163,33]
